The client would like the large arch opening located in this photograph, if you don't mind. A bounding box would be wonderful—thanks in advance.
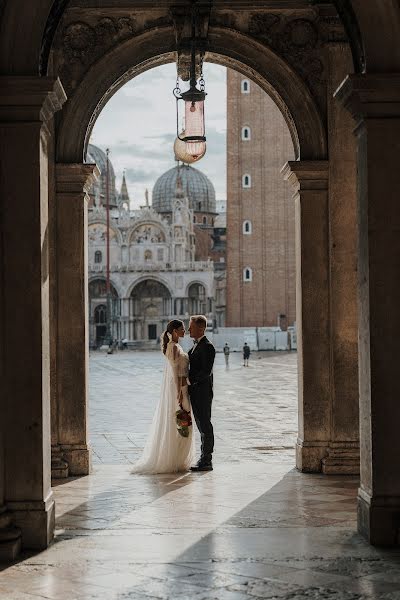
[78,56,302,474]
[50,12,333,483]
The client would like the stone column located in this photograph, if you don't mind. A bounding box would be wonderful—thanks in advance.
[0,77,66,548]
[0,435,21,559]
[336,74,400,545]
[54,164,99,477]
[282,161,331,472]
[322,41,360,475]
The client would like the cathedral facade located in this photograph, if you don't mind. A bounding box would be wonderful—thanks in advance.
[226,69,296,329]
[87,145,223,346]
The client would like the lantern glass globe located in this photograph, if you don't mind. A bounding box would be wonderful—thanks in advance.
[174,134,206,164]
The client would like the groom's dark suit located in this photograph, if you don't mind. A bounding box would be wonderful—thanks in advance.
[188,336,216,464]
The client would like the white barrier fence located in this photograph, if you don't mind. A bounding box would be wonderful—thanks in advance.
[209,326,297,352]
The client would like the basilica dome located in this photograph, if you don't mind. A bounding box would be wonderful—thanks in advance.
[152,165,216,215]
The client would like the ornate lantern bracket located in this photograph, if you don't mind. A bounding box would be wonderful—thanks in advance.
[170,1,212,81]
[171,1,212,162]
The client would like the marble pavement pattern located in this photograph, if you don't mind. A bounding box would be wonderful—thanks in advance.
[1,350,399,599]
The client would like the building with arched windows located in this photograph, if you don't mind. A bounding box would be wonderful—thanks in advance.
[87,146,225,346]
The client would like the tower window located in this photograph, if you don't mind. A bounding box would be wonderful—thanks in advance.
[241,126,251,141]
[241,79,250,94]
[243,220,252,234]
[242,174,251,188]
[243,267,253,282]
[203,216,207,225]
[94,250,102,264]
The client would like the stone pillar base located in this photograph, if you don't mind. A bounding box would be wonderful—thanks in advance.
[296,441,328,473]
[51,445,69,479]
[358,488,400,546]
[322,443,360,475]
[0,508,21,561]
[8,493,55,550]
[60,444,91,476]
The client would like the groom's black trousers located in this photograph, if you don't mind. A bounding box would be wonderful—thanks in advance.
[189,380,214,463]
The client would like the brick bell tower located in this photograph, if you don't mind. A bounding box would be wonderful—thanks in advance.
[226,69,296,328]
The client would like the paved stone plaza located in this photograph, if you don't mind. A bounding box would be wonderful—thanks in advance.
[89,349,298,466]
[1,350,400,599]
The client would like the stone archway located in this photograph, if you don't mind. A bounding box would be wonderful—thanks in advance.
[2,0,400,552]
[49,4,362,483]
[51,18,336,483]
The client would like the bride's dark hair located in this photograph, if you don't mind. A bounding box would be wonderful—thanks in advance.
[161,319,184,354]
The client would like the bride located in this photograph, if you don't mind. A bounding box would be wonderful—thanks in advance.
[132,319,195,474]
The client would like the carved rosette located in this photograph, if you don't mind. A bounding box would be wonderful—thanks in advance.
[62,16,138,65]
[55,14,147,94]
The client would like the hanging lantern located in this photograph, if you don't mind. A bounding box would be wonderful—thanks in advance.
[174,76,207,160]
[174,130,206,164]
[173,11,207,161]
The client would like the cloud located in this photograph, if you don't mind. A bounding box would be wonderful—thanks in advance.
[124,167,160,183]
[108,141,175,161]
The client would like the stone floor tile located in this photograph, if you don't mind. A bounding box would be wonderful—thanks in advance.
[0,587,50,600]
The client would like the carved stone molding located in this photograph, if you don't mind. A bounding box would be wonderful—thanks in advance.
[246,13,325,94]
[55,13,171,93]
[62,16,138,65]
[56,163,100,195]
[210,11,329,112]
[0,77,66,122]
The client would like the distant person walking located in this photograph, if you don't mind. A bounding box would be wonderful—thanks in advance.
[223,342,230,367]
[243,342,250,367]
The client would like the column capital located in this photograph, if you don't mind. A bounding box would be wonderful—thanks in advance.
[281,160,329,192]
[56,163,100,195]
[0,77,66,122]
[334,73,400,123]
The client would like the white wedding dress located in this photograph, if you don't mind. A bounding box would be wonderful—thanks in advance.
[132,340,195,474]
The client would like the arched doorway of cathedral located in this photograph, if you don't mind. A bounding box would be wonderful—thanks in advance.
[188,283,208,317]
[130,279,172,343]
[88,279,120,348]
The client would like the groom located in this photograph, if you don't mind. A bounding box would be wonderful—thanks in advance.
[188,315,216,471]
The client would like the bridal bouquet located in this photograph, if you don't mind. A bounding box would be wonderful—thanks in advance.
[175,407,192,438]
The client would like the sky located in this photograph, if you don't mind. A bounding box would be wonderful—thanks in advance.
[89,62,227,209]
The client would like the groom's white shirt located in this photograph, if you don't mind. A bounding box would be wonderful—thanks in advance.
[188,334,206,385]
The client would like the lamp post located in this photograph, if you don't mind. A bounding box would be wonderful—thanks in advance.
[173,5,207,162]
[105,148,112,346]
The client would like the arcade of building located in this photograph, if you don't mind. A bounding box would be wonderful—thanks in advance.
[1,0,400,558]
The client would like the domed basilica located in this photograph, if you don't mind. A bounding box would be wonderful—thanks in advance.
[86,144,226,347]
